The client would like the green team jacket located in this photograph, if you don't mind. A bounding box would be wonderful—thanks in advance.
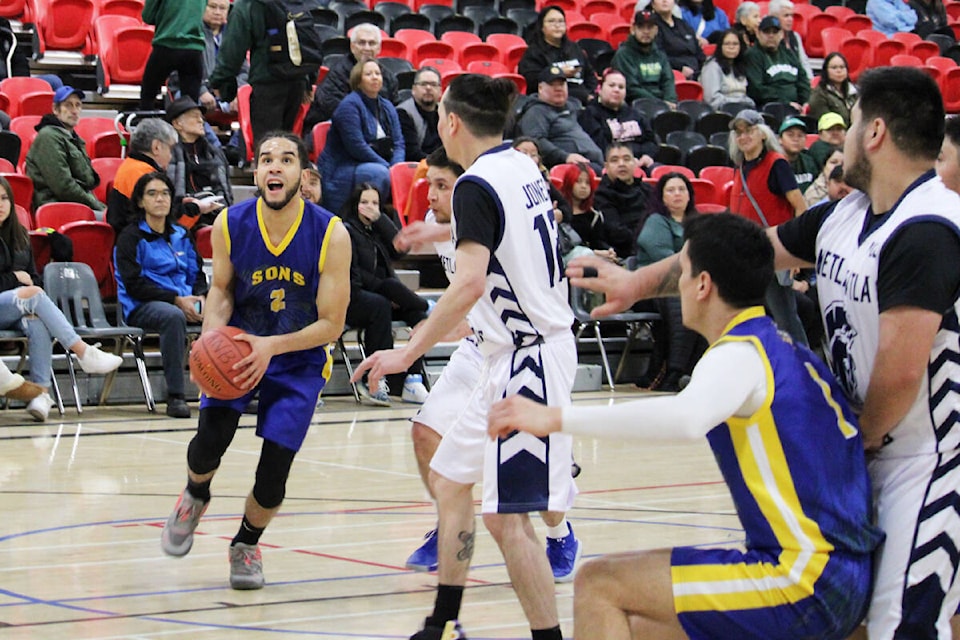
[611,37,678,104]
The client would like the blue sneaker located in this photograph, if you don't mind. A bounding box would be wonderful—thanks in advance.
[546,522,582,583]
[406,527,438,572]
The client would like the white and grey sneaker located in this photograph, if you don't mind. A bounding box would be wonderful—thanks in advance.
[229,543,264,590]
[359,379,391,407]
[77,344,123,374]
[26,392,53,422]
[401,374,429,404]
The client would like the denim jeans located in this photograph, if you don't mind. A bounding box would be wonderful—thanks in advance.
[127,300,189,398]
[0,288,82,388]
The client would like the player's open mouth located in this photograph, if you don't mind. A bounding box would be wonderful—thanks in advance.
[266,180,284,193]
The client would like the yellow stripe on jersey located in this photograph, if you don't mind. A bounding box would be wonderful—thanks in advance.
[318,216,341,273]
[222,206,232,256]
[804,362,859,439]
[673,312,833,612]
[257,199,305,257]
[321,344,333,382]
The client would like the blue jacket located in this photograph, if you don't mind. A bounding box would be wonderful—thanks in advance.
[680,5,730,41]
[317,90,405,210]
[114,219,207,319]
[867,0,917,35]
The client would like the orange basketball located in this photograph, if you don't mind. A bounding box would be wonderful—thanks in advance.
[189,326,252,400]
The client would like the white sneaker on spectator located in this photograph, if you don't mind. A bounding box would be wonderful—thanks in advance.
[77,344,123,374]
[401,374,429,404]
[26,392,53,422]
[359,379,391,407]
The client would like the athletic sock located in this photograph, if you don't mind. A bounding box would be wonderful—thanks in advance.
[231,515,265,546]
[545,518,569,539]
[426,584,464,627]
[532,626,562,640]
[186,478,211,503]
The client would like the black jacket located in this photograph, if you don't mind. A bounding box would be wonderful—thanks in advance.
[518,34,597,107]
[578,100,658,161]
[0,233,40,292]
[654,13,705,77]
[343,208,403,295]
[594,175,653,258]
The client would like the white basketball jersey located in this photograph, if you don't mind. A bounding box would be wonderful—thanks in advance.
[451,144,573,357]
[815,177,960,457]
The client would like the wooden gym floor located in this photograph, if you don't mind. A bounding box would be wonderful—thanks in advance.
[0,390,739,639]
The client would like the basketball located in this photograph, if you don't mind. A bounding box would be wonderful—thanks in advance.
[189,326,252,400]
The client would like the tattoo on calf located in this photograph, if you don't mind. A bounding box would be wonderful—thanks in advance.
[456,529,475,562]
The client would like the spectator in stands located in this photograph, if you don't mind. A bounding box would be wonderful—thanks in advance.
[778,116,819,194]
[700,28,755,110]
[511,136,571,223]
[910,0,952,37]
[166,97,232,232]
[342,183,430,407]
[397,67,442,162]
[208,0,314,144]
[613,11,678,105]
[634,171,706,391]
[517,65,604,171]
[809,112,846,169]
[301,163,322,204]
[803,146,844,206]
[556,162,618,264]
[727,109,808,346]
[743,16,809,110]
[25,87,105,213]
[108,118,209,236]
[579,68,659,175]
[651,0,705,79]
[318,60,404,216]
[595,141,654,258]
[305,24,399,133]
[140,0,205,110]
[198,0,246,114]
[115,171,207,420]
[937,115,960,193]
[518,6,598,107]
[768,0,813,80]
[678,0,731,46]
[0,176,123,421]
[867,0,917,35]
[732,1,761,47]
[807,52,858,126]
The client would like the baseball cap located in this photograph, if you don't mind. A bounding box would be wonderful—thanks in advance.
[164,96,206,123]
[53,86,85,104]
[778,116,806,134]
[538,65,567,84]
[304,162,321,178]
[729,109,764,129]
[818,112,847,131]
[758,15,781,31]
[634,9,657,25]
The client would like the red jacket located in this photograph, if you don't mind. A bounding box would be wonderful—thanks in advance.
[730,150,795,227]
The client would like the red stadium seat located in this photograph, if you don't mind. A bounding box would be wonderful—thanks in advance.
[0,77,52,118]
[309,121,331,162]
[890,31,922,46]
[567,21,604,40]
[501,42,528,72]
[493,72,526,94]
[791,3,822,39]
[96,25,154,92]
[0,0,28,19]
[856,29,887,46]
[440,30,481,49]
[689,178,719,205]
[674,80,704,101]
[393,28,435,58]
[466,59,509,75]
[459,42,499,66]
[824,5,854,18]
[413,40,455,67]
[1,172,32,212]
[15,204,32,229]
[650,165,695,180]
[378,37,408,59]
[582,0,619,18]
[591,12,629,39]
[35,201,96,230]
[699,165,734,187]
[8,116,40,172]
[195,225,213,260]
[841,14,872,34]
[389,162,420,226]
[804,13,841,57]
[890,53,923,67]
[91,156,123,205]
[821,27,851,57]
[33,0,96,58]
[873,39,906,66]
[839,37,872,82]
[96,0,145,20]
[911,40,941,62]
[407,178,429,224]
[15,90,54,118]
[942,66,960,113]
[75,117,126,159]
[57,220,116,299]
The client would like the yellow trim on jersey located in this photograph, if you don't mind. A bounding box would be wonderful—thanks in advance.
[673,307,833,612]
[805,362,859,439]
[257,199,304,257]
[318,216,341,273]
[222,206,232,256]
[321,344,333,382]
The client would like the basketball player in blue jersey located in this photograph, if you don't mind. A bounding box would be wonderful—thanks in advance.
[567,66,960,639]
[396,148,582,583]
[353,74,577,640]
[160,132,352,591]
[491,213,883,640]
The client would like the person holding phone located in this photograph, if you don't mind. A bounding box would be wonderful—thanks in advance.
[114,171,208,419]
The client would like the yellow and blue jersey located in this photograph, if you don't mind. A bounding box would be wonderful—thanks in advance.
[672,307,883,640]
[223,197,339,373]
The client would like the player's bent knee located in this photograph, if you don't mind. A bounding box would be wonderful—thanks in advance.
[411,422,440,458]
[187,407,242,474]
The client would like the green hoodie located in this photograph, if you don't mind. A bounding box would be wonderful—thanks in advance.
[611,36,677,104]
[25,114,104,211]
[142,0,205,51]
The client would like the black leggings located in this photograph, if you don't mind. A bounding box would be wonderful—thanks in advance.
[140,45,204,110]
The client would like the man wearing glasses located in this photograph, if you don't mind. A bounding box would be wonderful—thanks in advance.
[397,67,443,162]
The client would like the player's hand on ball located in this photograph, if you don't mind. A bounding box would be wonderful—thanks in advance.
[231,333,274,390]
[488,395,563,440]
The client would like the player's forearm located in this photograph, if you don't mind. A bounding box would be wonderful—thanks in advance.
[261,317,346,357]
[636,255,682,300]
[403,276,482,362]
[201,285,233,332]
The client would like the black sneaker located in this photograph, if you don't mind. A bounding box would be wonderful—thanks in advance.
[166,398,191,419]
[410,619,467,639]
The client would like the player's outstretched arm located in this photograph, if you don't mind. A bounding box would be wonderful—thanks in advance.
[566,254,682,318]
[395,220,451,250]
[489,396,563,439]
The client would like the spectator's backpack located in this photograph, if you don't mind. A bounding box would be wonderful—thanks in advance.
[262,0,323,81]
